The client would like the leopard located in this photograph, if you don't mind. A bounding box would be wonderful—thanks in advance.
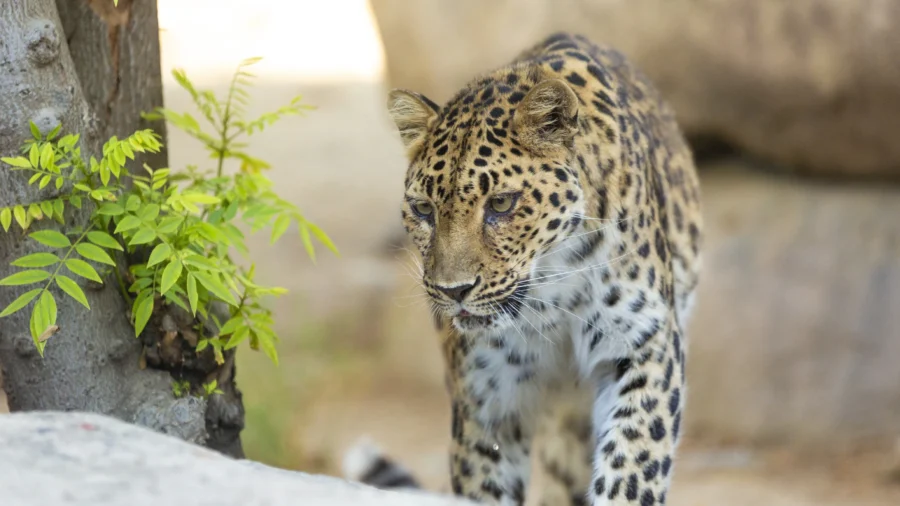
[343,32,702,506]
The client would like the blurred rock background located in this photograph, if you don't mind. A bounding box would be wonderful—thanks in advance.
[2,1,899,504]
[372,0,900,179]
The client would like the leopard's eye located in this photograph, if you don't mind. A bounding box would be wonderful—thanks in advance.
[413,201,434,218]
[490,195,514,214]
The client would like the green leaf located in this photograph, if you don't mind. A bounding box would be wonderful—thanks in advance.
[13,206,28,230]
[41,290,57,326]
[270,214,290,244]
[125,195,140,212]
[29,121,41,140]
[0,288,41,318]
[299,223,315,263]
[130,264,153,278]
[65,258,102,283]
[55,177,64,190]
[0,269,49,286]
[129,277,152,292]
[138,203,160,222]
[76,243,116,266]
[195,222,224,243]
[30,290,58,347]
[56,275,89,309]
[259,333,279,366]
[225,326,250,350]
[11,252,59,268]
[186,273,198,315]
[147,243,171,267]
[133,294,154,337]
[223,200,239,221]
[109,160,122,179]
[29,143,39,167]
[120,142,134,160]
[182,192,221,205]
[30,230,71,248]
[223,269,240,294]
[2,156,32,168]
[181,113,201,132]
[40,200,53,218]
[128,228,156,245]
[1,208,11,232]
[156,216,184,234]
[160,259,182,295]
[194,271,237,306]
[182,254,220,272]
[100,160,113,186]
[28,203,43,220]
[70,195,82,209]
[39,143,53,169]
[59,133,78,149]
[164,291,190,313]
[114,215,141,233]
[218,316,243,336]
[97,203,124,216]
[39,174,51,189]
[47,123,61,141]
[114,147,126,166]
[307,222,339,256]
[87,231,123,251]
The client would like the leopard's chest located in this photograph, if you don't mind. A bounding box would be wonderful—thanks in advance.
[460,223,669,422]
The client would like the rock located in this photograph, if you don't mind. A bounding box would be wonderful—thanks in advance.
[369,0,900,179]
[0,411,471,506]
[685,161,900,448]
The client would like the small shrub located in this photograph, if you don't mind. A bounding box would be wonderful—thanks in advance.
[0,58,336,364]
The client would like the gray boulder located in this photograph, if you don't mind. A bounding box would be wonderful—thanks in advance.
[0,411,470,506]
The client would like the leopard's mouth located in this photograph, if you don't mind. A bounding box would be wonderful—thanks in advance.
[452,311,497,331]
[448,280,529,331]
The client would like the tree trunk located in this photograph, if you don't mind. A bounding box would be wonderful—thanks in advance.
[0,0,244,457]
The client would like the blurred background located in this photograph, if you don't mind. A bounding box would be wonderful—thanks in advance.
[9,1,900,505]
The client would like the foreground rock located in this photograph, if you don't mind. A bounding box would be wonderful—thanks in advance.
[0,411,469,506]
[370,0,900,179]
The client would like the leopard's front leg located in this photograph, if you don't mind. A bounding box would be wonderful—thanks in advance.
[444,330,549,505]
[449,401,532,505]
[588,324,685,505]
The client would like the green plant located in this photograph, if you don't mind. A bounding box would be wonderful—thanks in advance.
[172,379,191,398]
[202,379,225,397]
[0,57,337,363]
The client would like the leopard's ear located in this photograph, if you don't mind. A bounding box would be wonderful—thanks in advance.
[387,89,441,160]
[512,78,579,155]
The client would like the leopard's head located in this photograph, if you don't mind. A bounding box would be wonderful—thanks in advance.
[388,77,587,333]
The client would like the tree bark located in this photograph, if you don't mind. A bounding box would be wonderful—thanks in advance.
[0,0,243,456]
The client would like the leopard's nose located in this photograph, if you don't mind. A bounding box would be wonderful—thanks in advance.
[436,281,476,302]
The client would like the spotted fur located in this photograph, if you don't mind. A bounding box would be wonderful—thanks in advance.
[354,32,702,505]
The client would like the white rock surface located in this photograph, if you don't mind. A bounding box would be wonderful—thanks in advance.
[0,411,471,506]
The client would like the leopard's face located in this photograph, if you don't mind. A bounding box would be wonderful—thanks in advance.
[390,77,586,333]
